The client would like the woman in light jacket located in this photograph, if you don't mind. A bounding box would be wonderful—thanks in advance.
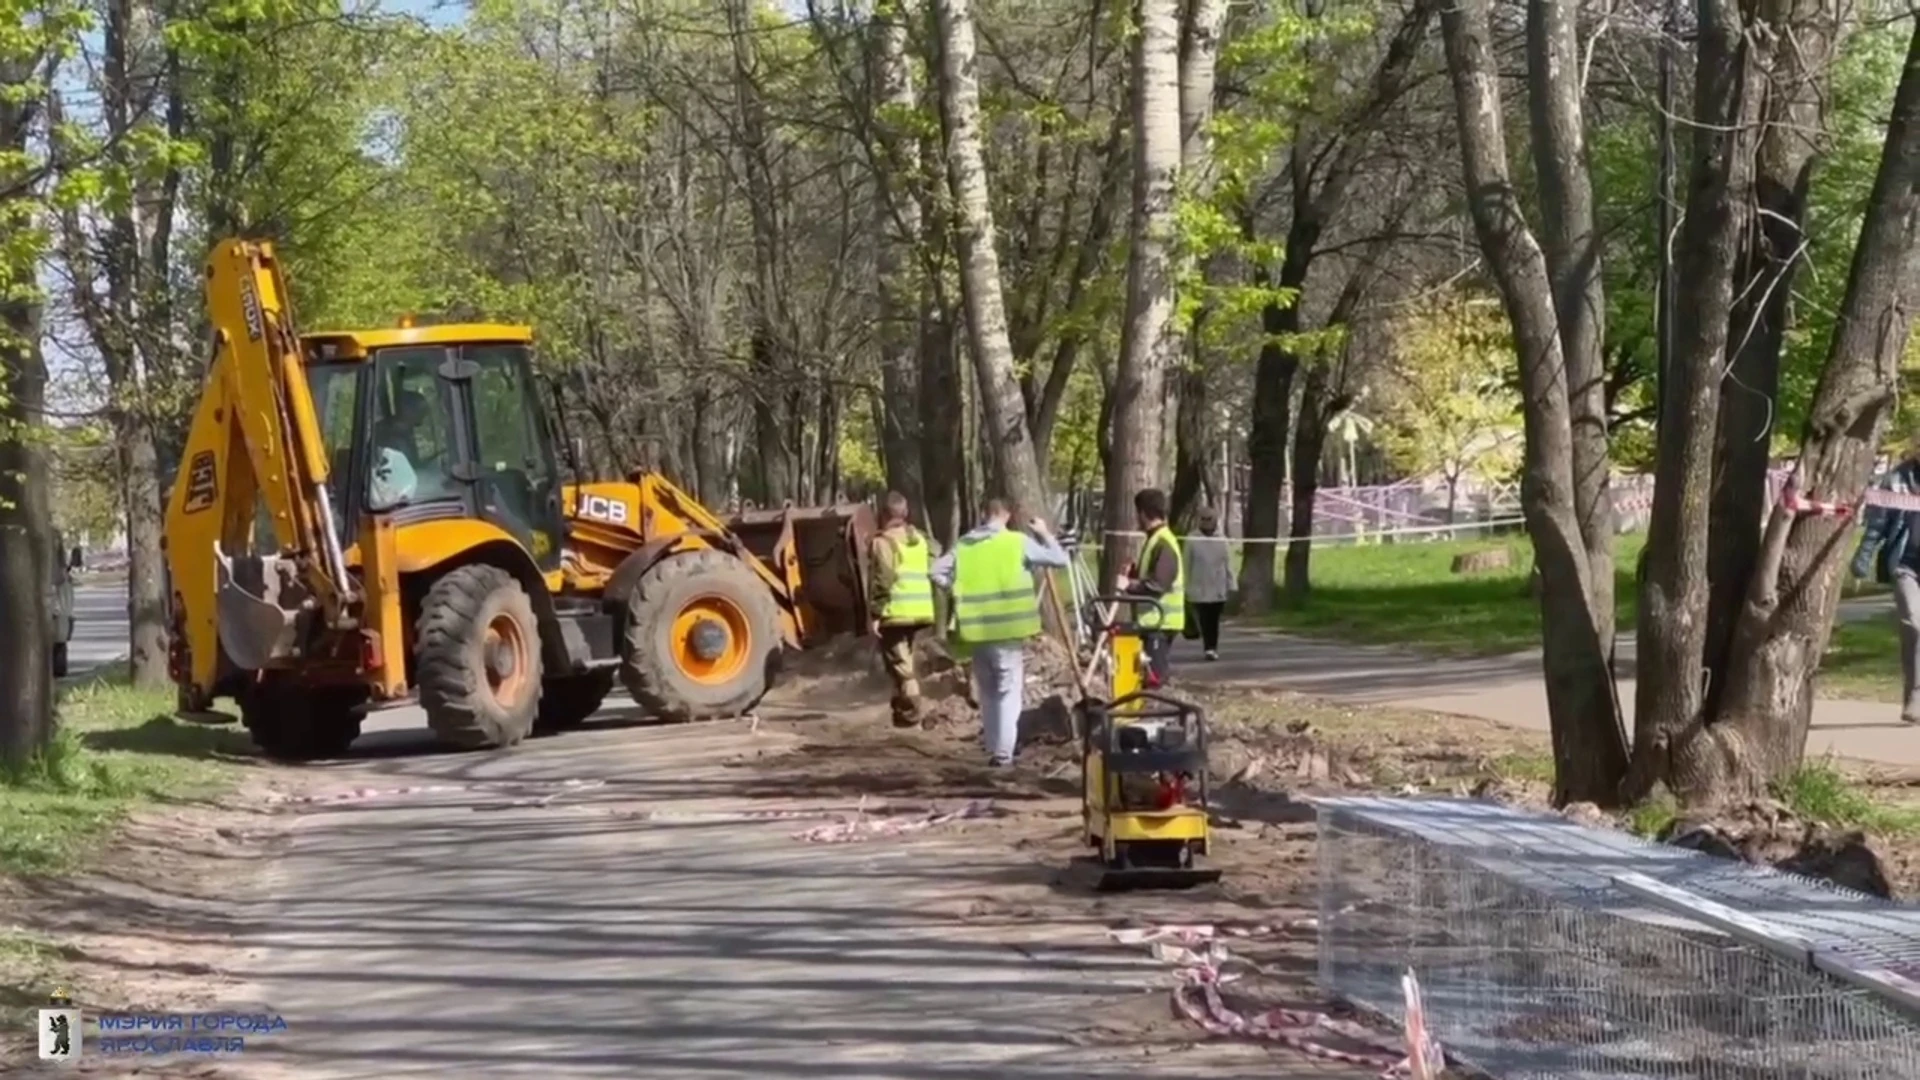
[1184,506,1234,660]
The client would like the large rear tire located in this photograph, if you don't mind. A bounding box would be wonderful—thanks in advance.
[535,669,615,733]
[242,684,364,761]
[416,564,543,750]
[620,550,781,721]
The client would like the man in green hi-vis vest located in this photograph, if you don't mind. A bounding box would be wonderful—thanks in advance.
[1118,487,1184,687]
[931,497,1071,767]
[868,491,939,728]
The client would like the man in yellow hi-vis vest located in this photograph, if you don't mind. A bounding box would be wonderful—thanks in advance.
[1118,488,1184,687]
[931,497,1070,767]
[868,491,939,728]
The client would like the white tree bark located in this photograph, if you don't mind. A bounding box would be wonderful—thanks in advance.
[932,0,1049,515]
[1103,0,1184,581]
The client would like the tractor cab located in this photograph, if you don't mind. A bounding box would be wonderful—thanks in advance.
[301,324,566,573]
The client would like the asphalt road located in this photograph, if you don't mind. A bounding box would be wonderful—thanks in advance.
[220,710,1316,1080]
[69,583,132,673]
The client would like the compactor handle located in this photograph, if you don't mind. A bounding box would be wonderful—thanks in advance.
[1085,593,1167,631]
[1104,688,1200,721]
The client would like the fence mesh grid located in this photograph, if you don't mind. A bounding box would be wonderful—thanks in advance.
[1315,797,1920,1079]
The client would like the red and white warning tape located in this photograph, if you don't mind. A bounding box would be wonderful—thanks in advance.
[265,783,480,806]
[1612,474,1920,520]
[792,799,997,843]
[1112,922,1443,1078]
[266,781,994,842]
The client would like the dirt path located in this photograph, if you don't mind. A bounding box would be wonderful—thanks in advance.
[4,659,1423,1079]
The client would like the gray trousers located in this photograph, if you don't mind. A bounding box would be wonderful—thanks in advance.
[1896,567,1920,717]
[969,643,1023,762]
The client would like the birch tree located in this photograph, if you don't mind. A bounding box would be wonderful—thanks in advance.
[931,0,1049,515]
[1103,0,1183,581]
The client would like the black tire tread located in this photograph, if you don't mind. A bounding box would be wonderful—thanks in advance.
[241,685,363,761]
[416,563,542,750]
[619,550,781,722]
[535,669,615,732]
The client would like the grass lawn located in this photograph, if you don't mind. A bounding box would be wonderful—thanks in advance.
[1266,531,1643,654]
[1820,619,1902,703]
[0,673,247,878]
[1269,531,1900,698]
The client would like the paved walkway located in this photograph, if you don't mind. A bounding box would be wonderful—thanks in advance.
[219,709,1339,1080]
[1173,596,1920,768]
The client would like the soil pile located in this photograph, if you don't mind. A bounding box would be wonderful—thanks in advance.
[1660,799,1893,899]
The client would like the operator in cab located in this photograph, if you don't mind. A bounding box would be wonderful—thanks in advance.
[368,388,429,507]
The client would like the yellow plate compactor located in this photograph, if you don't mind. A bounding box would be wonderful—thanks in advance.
[1074,595,1221,891]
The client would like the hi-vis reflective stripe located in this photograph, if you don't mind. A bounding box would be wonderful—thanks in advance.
[955,589,1037,629]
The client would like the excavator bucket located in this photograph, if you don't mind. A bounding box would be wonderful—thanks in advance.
[726,502,876,645]
[214,544,303,671]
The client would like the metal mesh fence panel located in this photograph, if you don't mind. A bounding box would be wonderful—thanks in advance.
[1316,797,1920,1079]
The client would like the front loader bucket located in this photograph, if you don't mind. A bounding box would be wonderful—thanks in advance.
[214,545,302,671]
[727,502,876,644]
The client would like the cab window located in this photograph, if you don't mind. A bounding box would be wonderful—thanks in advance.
[366,347,461,510]
[465,344,556,539]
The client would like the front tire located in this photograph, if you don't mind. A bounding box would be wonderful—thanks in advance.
[416,564,543,750]
[620,550,781,721]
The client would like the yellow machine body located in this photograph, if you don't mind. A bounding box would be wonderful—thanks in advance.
[165,238,874,760]
[1077,614,1217,890]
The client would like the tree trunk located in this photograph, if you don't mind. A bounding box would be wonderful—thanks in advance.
[1440,0,1629,805]
[1527,0,1616,657]
[1704,0,1835,711]
[872,0,924,506]
[931,0,1050,516]
[1237,266,1301,613]
[1103,0,1184,584]
[919,296,964,545]
[1165,0,1228,533]
[1235,0,1434,612]
[0,38,50,762]
[729,0,793,507]
[1678,15,1920,798]
[1628,0,1774,802]
[1028,115,1125,467]
[1169,343,1210,526]
[1284,370,1343,604]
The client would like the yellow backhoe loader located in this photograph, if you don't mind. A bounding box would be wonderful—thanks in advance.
[164,238,872,760]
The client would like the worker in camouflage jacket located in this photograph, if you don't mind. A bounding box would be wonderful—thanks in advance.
[868,491,940,727]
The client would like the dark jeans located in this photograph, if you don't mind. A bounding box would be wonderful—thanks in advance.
[1192,602,1224,652]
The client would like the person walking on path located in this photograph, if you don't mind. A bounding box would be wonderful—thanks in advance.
[931,499,1070,766]
[868,491,938,728]
[1119,488,1184,686]
[1184,506,1232,660]
[1854,453,1920,724]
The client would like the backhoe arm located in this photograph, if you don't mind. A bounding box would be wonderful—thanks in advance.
[165,239,356,696]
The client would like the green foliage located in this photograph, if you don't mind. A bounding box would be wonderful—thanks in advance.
[1375,292,1523,493]
[46,423,119,547]
[1783,22,1919,447]
[1775,761,1920,836]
